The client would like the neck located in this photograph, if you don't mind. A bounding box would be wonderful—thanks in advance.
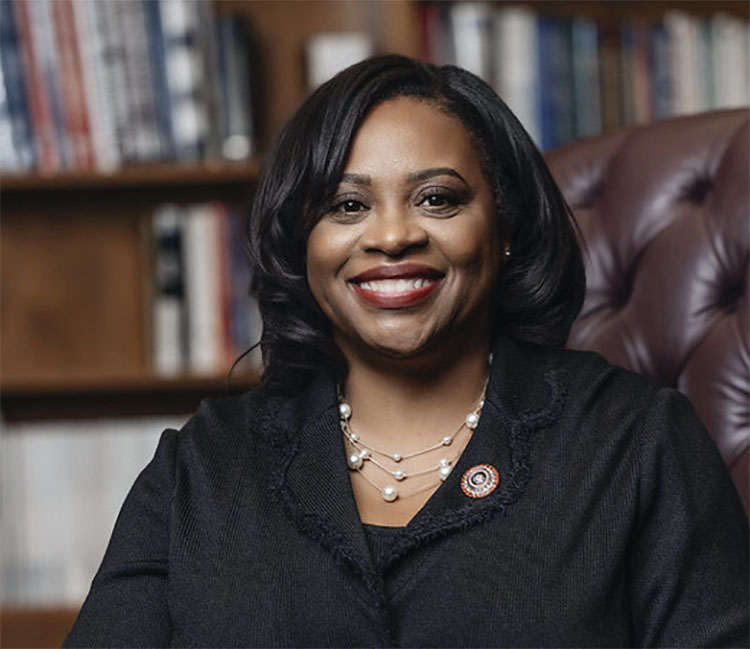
[340,336,492,453]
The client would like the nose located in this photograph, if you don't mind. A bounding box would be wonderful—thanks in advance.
[359,206,428,257]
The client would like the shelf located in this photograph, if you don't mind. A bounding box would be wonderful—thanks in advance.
[1,371,260,421]
[0,606,79,649]
[0,160,260,193]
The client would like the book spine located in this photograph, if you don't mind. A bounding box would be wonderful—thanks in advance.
[99,0,136,162]
[71,0,121,172]
[183,202,224,374]
[598,22,623,134]
[159,0,207,162]
[12,0,60,172]
[26,0,72,168]
[217,14,255,162]
[120,0,164,162]
[492,6,541,145]
[51,0,94,170]
[650,21,672,120]
[0,0,35,170]
[631,23,652,124]
[449,2,493,81]
[571,17,601,139]
[151,203,187,376]
[143,0,176,161]
[538,18,574,149]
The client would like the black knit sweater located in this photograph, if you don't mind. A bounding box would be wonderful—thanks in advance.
[64,338,749,648]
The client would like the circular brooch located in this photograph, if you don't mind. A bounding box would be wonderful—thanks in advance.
[461,464,499,499]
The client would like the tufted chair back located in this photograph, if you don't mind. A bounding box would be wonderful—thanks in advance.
[546,109,749,514]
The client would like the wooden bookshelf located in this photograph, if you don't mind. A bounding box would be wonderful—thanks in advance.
[1,2,746,648]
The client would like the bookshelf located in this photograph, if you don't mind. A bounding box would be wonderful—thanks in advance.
[0,1,747,648]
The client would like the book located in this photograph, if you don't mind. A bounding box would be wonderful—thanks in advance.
[71,0,121,172]
[119,0,164,162]
[12,0,60,172]
[0,0,35,170]
[538,17,574,150]
[492,6,541,144]
[158,0,208,162]
[216,14,255,162]
[151,204,187,376]
[182,202,226,374]
[711,13,750,109]
[449,2,493,81]
[571,17,601,138]
[50,0,94,169]
[306,32,373,89]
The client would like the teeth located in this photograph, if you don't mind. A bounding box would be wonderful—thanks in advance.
[358,278,435,293]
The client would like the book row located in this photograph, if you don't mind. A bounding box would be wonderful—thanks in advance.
[1,418,173,605]
[0,0,256,174]
[150,201,261,378]
[421,4,750,149]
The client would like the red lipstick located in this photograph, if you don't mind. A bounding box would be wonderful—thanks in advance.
[348,264,444,308]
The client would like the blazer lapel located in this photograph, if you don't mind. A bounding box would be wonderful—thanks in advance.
[267,374,385,602]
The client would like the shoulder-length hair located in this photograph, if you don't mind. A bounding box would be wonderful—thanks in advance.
[248,54,584,392]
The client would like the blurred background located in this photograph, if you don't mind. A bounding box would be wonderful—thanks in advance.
[1,0,748,646]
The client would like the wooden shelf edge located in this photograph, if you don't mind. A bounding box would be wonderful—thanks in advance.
[0,160,261,192]
[0,371,260,397]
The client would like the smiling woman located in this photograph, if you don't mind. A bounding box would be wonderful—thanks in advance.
[64,55,748,648]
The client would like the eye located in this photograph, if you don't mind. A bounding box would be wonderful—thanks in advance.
[337,199,366,213]
[416,187,466,216]
[423,194,451,207]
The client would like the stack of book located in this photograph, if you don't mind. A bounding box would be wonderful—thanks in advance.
[0,0,256,174]
[422,3,750,149]
[149,201,261,377]
[1,418,172,605]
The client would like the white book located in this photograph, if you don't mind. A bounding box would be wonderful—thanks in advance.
[152,204,187,376]
[450,2,493,82]
[306,32,373,89]
[71,0,121,172]
[183,203,225,375]
[664,11,701,116]
[159,0,208,161]
[0,418,180,606]
[711,13,750,110]
[492,6,541,145]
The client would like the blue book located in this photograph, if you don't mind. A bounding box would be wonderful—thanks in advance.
[650,22,671,120]
[0,0,35,169]
[571,18,601,139]
[143,0,176,161]
[538,17,575,150]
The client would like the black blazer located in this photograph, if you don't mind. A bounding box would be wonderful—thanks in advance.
[65,337,749,648]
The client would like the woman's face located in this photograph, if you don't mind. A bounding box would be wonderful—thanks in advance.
[306,97,501,363]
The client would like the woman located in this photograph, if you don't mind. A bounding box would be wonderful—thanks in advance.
[65,55,748,648]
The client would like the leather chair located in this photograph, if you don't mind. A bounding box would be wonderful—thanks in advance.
[546,109,749,514]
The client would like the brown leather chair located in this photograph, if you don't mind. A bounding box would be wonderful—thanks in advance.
[547,109,749,514]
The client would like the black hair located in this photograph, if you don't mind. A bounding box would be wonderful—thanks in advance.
[247,54,585,392]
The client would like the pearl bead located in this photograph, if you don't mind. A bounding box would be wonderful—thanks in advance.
[339,403,351,419]
[358,448,370,459]
[480,399,485,408]
[392,453,402,462]
[381,485,398,502]
[439,458,451,468]
[393,470,406,481]
[442,436,452,446]
[347,453,363,470]
[439,465,452,480]
[465,412,479,429]
[349,432,358,442]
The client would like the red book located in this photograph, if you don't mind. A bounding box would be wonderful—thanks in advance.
[51,0,93,169]
[12,0,59,172]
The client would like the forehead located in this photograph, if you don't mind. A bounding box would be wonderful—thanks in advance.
[344,97,483,178]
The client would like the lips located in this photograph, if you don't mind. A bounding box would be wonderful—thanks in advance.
[348,264,444,308]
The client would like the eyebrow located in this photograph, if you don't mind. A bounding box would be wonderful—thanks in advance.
[340,167,470,187]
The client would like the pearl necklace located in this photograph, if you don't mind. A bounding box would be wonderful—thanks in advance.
[338,389,486,503]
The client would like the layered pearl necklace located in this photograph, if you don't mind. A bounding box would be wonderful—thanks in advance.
[338,384,487,503]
